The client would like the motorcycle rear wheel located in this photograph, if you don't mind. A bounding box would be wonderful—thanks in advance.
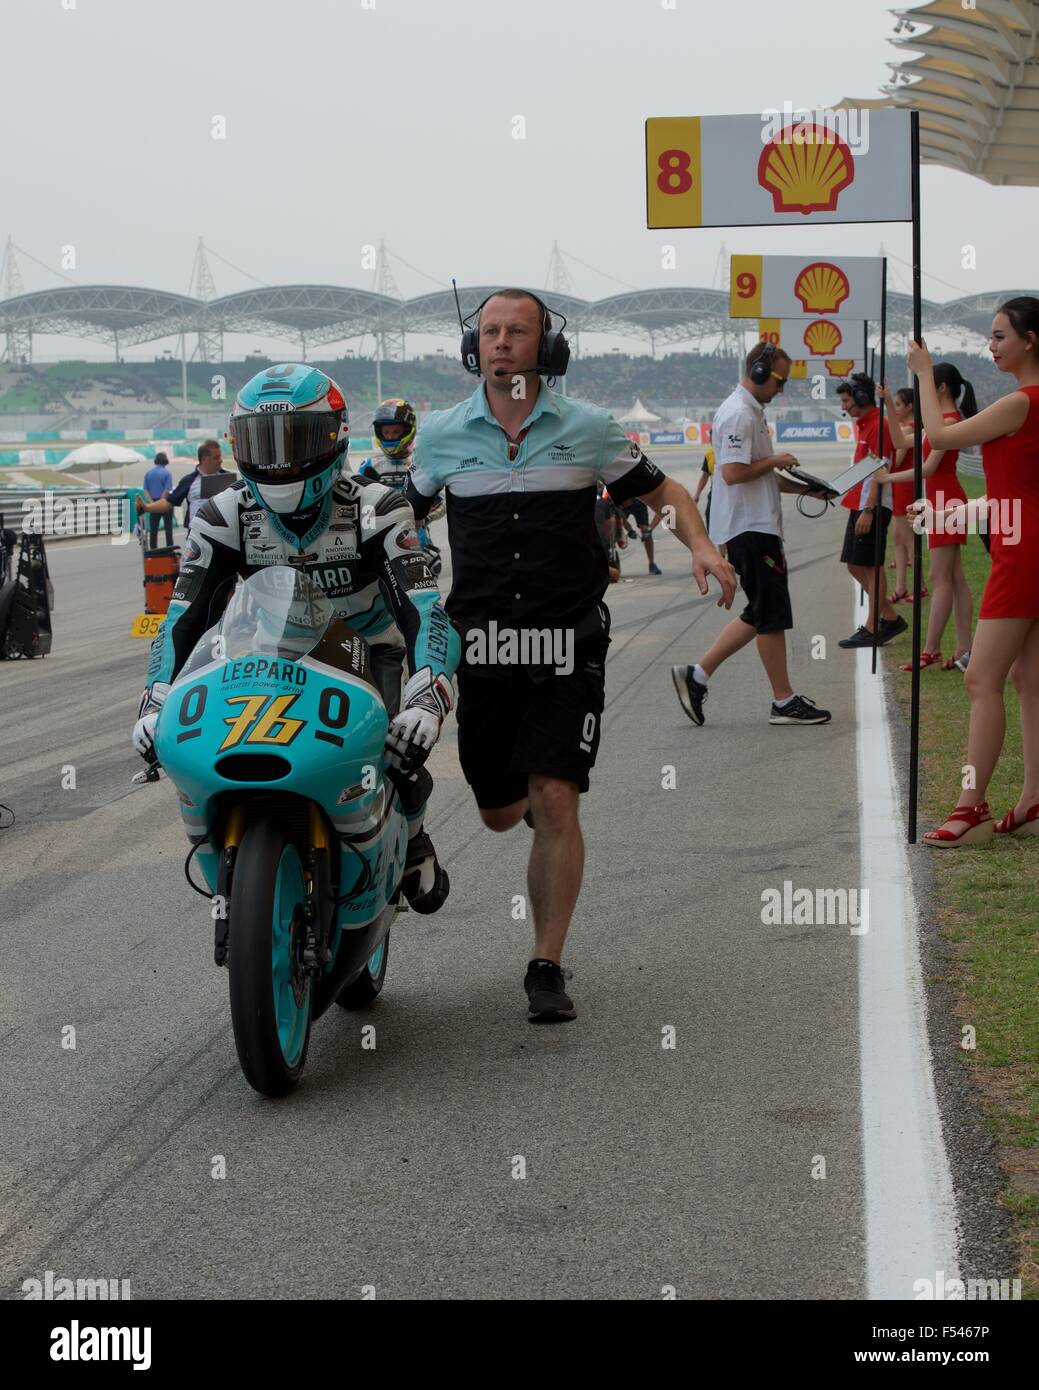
[336,932,390,1009]
[228,817,313,1097]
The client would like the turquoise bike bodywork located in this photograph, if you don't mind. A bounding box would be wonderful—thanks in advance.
[153,568,409,1094]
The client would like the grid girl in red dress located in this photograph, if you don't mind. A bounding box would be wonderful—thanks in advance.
[907,298,1039,846]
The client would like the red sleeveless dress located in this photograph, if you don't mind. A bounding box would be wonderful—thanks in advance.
[925,411,965,550]
[980,386,1039,619]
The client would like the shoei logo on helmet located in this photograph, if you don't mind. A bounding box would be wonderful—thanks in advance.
[255,401,294,413]
[327,384,345,411]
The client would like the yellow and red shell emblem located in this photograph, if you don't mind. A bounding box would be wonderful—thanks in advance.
[803,319,843,356]
[826,359,856,377]
[757,123,855,216]
[794,262,850,314]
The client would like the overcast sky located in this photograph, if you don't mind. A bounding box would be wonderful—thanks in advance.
[4,0,1036,359]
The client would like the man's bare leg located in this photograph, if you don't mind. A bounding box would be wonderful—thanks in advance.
[526,774,582,963]
[698,615,757,677]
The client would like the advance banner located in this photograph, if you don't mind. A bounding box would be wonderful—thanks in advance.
[646,109,912,229]
[731,255,883,321]
[775,421,838,443]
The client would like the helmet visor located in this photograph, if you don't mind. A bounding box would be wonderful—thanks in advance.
[230,410,342,483]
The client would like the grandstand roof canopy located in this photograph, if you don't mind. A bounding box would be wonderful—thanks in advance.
[845,0,1039,186]
[1,280,1034,358]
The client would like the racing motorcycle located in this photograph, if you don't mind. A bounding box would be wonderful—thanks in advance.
[150,566,410,1097]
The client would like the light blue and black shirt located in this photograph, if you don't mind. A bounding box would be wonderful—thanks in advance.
[405,382,664,639]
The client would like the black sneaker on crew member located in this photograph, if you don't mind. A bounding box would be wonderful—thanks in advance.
[879,613,908,641]
[838,625,876,648]
[671,664,708,725]
[769,694,832,725]
[524,959,577,1022]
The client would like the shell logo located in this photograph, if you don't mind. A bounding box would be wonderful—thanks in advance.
[757,124,855,216]
[794,261,850,314]
[685,424,700,443]
[803,320,842,356]
[836,421,854,441]
[826,358,855,377]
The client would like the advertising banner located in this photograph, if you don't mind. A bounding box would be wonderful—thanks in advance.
[646,109,912,229]
[730,255,884,320]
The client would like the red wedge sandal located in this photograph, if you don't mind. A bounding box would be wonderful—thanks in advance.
[923,803,994,848]
[994,801,1039,837]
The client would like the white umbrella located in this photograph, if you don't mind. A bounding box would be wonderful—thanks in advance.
[55,442,149,487]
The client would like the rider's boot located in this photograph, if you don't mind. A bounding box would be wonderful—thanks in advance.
[391,765,450,914]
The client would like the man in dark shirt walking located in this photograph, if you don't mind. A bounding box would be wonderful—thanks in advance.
[406,288,736,1021]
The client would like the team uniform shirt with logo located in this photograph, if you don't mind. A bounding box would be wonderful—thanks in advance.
[843,407,894,512]
[145,473,458,698]
[708,384,782,547]
[403,382,665,655]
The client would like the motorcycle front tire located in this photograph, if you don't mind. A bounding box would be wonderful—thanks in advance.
[228,817,313,1097]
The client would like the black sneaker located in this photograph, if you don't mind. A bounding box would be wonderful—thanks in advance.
[879,614,908,641]
[769,694,832,725]
[524,959,576,1022]
[671,664,708,725]
[401,830,450,915]
[838,625,877,649]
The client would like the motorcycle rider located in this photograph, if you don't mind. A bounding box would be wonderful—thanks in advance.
[132,364,460,913]
[360,398,444,571]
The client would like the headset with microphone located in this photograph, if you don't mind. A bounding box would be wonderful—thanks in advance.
[452,280,570,380]
[838,373,875,408]
[748,340,779,386]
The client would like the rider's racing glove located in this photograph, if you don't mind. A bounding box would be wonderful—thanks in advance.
[386,668,453,771]
[132,682,170,758]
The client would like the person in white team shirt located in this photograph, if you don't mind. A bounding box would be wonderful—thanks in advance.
[671,342,832,727]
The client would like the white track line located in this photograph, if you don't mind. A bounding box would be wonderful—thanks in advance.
[854,596,960,1299]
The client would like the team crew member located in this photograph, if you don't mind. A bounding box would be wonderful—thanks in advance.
[142,451,174,549]
[884,388,918,602]
[594,482,623,583]
[692,445,716,537]
[620,497,663,574]
[137,439,235,531]
[907,300,1039,846]
[876,364,976,672]
[671,342,832,728]
[406,288,736,1022]
[835,375,909,648]
[132,366,460,910]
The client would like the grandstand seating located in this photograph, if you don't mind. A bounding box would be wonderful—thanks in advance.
[0,350,1009,422]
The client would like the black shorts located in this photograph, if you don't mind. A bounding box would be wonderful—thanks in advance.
[725,531,793,634]
[623,498,650,532]
[455,644,608,808]
[840,507,892,567]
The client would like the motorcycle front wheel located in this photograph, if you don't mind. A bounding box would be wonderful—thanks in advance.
[228,817,313,1097]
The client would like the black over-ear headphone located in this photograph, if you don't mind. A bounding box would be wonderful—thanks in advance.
[748,341,778,385]
[457,287,571,379]
[839,374,875,408]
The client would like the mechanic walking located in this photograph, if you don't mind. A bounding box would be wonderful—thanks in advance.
[406,288,736,1021]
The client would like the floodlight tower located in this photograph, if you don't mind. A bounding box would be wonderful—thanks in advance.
[1,236,32,363]
[714,242,739,361]
[373,240,406,405]
[190,238,222,362]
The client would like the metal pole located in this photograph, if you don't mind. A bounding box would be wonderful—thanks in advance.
[180,332,188,429]
[908,110,923,843]
[871,259,888,675]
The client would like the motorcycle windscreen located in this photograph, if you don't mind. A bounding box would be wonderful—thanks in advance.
[210,566,335,662]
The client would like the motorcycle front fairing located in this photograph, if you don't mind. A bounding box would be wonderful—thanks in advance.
[154,570,409,940]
